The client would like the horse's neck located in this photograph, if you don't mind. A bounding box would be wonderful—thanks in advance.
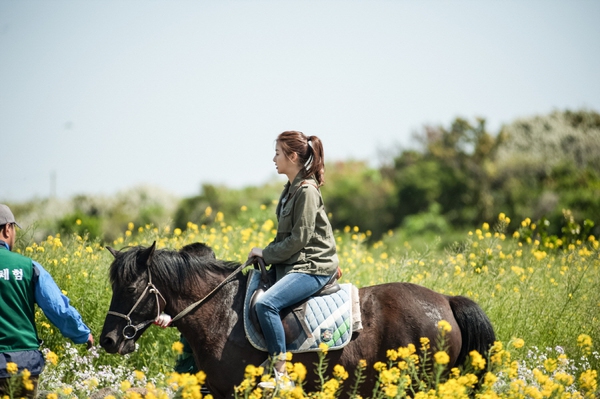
[165,273,247,329]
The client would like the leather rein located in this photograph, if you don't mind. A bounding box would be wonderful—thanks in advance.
[108,258,254,340]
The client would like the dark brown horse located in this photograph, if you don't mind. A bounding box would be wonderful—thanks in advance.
[100,243,495,398]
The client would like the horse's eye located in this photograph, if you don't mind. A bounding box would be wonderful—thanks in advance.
[127,286,137,294]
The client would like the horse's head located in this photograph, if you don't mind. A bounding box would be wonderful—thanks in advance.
[100,242,164,355]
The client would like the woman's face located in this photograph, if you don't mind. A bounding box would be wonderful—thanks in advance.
[273,142,297,177]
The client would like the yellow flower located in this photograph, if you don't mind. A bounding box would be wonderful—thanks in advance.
[483,372,497,387]
[292,362,307,382]
[397,344,416,359]
[24,381,35,391]
[322,378,340,395]
[6,362,18,374]
[434,351,450,365]
[21,369,34,391]
[124,391,143,399]
[438,320,452,333]
[380,368,399,385]
[134,370,146,381]
[579,370,598,393]
[544,358,557,373]
[387,349,399,361]
[120,380,132,392]
[261,219,274,232]
[84,377,99,390]
[470,350,486,370]
[46,394,58,399]
[45,351,59,365]
[373,362,386,372]
[384,384,398,397]
[512,338,525,349]
[172,341,184,354]
[577,334,593,355]
[333,364,349,380]
[319,342,329,354]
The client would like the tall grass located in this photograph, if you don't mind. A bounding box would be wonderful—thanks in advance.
[7,205,599,398]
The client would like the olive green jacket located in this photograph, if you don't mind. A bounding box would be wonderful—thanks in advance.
[262,174,339,280]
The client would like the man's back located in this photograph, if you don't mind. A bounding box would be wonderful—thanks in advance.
[0,247,39,352]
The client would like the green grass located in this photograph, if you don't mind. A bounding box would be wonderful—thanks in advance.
[7,206,599,398]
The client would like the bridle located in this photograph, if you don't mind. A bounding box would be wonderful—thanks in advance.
[107,267,167,340]
[108,258,252,340]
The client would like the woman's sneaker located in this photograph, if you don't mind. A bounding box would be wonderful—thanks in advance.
[258,369,295,390]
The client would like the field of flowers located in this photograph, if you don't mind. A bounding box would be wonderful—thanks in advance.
[5,203,599,398]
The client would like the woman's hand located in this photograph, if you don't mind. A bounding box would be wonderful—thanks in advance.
[248,247,263,259]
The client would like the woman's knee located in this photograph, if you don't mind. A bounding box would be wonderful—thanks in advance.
[255,295,276,313]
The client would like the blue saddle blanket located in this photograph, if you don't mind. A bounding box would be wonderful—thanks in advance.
[243,269,355,353]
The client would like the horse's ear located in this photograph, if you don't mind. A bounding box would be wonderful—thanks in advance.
[139,241,156,268]
[106,246,119,258]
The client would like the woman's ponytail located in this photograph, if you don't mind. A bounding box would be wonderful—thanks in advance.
[306,136,325,186]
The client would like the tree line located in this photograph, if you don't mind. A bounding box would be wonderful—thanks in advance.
[175,109,600,245]
[10,109,599,247]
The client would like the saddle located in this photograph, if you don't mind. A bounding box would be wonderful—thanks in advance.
[244,259,361,353]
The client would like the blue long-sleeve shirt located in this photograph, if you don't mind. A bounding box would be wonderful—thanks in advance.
[1,241,90,344]
[32,260,91,344]
[0,241,90,377]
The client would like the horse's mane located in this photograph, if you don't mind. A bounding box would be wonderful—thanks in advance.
[109,246,242,292]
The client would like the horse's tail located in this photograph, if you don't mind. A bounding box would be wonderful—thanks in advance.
[448,295,496,367]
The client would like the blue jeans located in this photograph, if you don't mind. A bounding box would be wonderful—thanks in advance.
[255,272,331,357]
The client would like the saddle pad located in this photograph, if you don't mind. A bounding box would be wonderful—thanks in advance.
[243,269,354,353]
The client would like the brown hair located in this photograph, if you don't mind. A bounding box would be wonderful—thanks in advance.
[276,131,326,186]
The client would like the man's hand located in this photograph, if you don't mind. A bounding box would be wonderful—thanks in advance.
[86,334,94,350]
[153,313,172,328]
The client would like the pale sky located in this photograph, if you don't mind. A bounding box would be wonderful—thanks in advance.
[1,0,599,202]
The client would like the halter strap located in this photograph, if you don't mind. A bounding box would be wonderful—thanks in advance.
[107,268,167,339]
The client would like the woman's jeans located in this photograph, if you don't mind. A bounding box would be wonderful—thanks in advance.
[255,272,331,357]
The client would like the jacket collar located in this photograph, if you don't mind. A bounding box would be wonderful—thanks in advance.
[288,173,318,192]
